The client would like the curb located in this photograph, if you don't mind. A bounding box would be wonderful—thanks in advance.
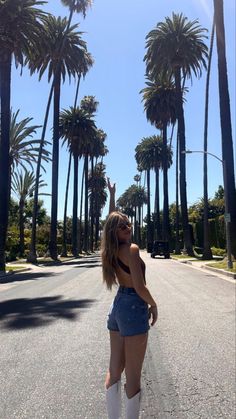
[202,264,236,279]
[184,260,236,280]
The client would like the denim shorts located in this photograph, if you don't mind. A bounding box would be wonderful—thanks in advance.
[107,286,150,337]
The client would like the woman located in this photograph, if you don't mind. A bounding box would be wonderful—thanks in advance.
[101,196,158,418]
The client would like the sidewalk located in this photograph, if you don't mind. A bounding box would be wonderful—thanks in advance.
[172,256,236,280]
[0,255,87,280]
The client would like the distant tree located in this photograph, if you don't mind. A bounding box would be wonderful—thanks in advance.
[88,162,107,248]
[214,185,224,200]
[117,185,147,246]
[59,107,97,256]
[12,170,47,256]
[61,0,92,18]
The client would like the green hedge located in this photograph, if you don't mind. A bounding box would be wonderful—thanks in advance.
[193,215,225,249]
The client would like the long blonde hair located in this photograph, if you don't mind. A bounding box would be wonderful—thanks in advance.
[101,211,129,289]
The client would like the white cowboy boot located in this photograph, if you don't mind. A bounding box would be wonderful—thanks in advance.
[125,389,142,419]
[106,380,121,419]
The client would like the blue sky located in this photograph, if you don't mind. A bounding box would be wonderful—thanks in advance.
[11,0,235,219]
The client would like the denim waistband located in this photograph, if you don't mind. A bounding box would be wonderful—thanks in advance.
[118,286,137,295]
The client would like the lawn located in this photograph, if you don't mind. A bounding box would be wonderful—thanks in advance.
[207,260,236,273]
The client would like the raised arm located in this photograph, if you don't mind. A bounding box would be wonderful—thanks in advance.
[107,177,116,214]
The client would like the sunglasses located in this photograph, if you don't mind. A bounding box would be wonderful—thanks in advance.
[117,221,132,231]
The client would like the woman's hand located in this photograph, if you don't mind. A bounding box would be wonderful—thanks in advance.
[148,305,158,326]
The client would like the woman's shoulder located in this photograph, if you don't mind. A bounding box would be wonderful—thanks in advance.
[118,242,139,256]
[129,243,140,256]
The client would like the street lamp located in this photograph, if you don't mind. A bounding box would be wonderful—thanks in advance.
[183,150,233,269]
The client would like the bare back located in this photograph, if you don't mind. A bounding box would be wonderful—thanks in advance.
[115,243,145,287]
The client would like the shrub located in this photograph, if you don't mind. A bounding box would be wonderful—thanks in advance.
[211,247,226,257]
[36,244,47,257]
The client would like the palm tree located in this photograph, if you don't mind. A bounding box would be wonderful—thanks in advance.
[89,129,108,251]
[29,16,93,260]
[79,96,99,253]
[59,107,97,256]
[88,162,107,248]
[202,18,215,260]
[61,0,92,18]
[117,185,147,246]
[117,191,135,222]
[141,76,176,241]
[0,109,50,202]
[28,0,93,264]
[134,174,141,186]
[11,170,47,256]
[131,185,148,245]
[8,109,50,181]
[213,0,236,258]
[0,0,46,270]
[135,138,153,249]
[145,13,208,255]
[61,70,92,257]
[135,135,172,244]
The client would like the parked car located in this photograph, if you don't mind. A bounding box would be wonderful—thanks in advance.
[151,240,170,259]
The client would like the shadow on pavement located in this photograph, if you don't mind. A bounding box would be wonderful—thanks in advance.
[0,296,95,330]
[73,263,101,269]
[0,271,56,284]
[63,258,100,266]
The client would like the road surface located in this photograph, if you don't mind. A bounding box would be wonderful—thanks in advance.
[0,253,235,418]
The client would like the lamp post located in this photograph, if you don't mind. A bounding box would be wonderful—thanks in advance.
[183,150,233,269]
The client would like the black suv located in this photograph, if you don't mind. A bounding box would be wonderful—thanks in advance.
[150,240,170,259]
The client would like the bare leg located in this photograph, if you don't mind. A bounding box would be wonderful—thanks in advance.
[105,331,125,389]
[124,333,148,398]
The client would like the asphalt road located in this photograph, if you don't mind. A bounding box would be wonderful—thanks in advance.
[0,254,235,419]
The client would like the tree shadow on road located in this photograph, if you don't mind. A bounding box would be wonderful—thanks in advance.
[0,271,56,284]
[0,296,95,331]
[73,263,102,269]
[63,259,100,266]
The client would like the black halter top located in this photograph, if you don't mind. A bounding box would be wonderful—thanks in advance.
[117,257,146,278]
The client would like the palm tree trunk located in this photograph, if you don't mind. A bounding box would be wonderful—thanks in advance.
[61,74,81,257]
[27,80,54,263]
[162,124,170,242]
[84,153,89,252]
[146,169,152,251]
[214,0,236,258]
[134,206,137,243]
[61,152,72,257]
[78,163,85,254]
[175,131,181,254]
[174,67,194,256]
[0,51,11,271]
[72,154,79,257]
[95,214,100,248]
[202,18,215,260]
[90,157,94,252]
[49,72,61,260]
[154,167,161,240]
[19,198,25,257]
[138,205,141,246]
